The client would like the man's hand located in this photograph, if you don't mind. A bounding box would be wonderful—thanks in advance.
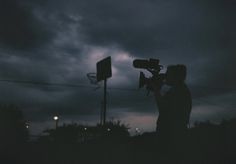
[148,78,163,93]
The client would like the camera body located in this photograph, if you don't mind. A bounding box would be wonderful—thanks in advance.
[133,58,166,90]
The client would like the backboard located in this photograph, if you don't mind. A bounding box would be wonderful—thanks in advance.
[96,56,112,82]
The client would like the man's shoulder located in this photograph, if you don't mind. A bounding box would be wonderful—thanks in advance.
[167,84,191,97]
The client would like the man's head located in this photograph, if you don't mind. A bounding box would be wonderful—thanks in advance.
[165,65,187,86]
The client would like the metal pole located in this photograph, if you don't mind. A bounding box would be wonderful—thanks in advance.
[55,119,58,129]
[100,101,103,125]
[103,79,107,125]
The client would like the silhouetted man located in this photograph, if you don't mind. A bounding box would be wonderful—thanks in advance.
[151,65,192,162]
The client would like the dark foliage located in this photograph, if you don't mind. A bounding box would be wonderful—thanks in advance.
[1,118,236,164]
[0,105,29,146]
[39,120,130,144]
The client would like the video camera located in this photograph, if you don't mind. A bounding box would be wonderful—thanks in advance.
[133,58,166,91]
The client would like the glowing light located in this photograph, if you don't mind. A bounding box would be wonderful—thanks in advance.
[107,128,111,132]
[53,116,59,121]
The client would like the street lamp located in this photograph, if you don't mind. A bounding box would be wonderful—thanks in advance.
[53,116,59,129]
[25,122,30,129]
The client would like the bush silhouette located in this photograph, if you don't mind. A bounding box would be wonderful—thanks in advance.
[0,105,29,146]
[39,120,129,143]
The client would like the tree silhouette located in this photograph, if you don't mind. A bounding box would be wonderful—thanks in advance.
[0,105,29,147]
[39,120,129,143]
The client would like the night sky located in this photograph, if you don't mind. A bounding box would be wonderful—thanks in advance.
[0,0,235,135]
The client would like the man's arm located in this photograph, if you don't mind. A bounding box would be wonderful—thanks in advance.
[154,89,167,113]
[149,79,165,112]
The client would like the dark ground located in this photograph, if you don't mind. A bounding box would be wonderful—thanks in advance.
[1,108,236,164]
[1,130,236,164]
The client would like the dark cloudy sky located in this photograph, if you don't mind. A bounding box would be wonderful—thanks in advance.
[0,0,235,135]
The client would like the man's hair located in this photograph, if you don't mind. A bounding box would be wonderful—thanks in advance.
[167,65,187,83]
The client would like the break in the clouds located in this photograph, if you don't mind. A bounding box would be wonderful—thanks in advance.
[0,0,235,134]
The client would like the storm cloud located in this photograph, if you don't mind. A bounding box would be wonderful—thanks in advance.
[0,0,235,134]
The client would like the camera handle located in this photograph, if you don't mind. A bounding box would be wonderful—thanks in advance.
[146,68,164,96]
[144,66,163,96]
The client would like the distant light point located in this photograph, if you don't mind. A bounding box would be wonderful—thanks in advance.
[53,116,59,121]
